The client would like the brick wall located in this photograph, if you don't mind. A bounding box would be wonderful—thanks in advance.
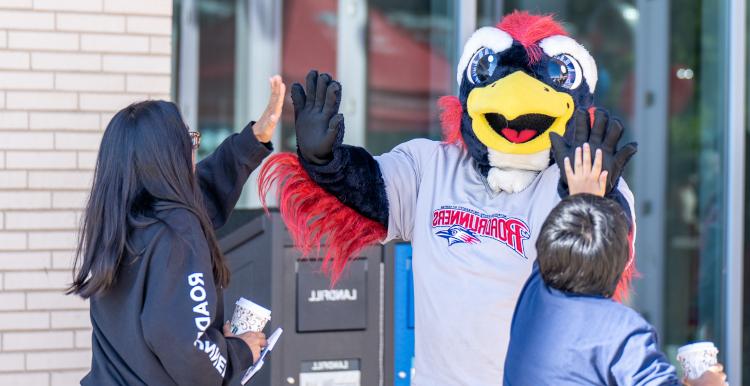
[0,1,172,384]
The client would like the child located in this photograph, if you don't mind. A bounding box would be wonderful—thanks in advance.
[503,145,726,385]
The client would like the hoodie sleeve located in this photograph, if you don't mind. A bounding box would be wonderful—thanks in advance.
[608,326,680,386]
[197,122,272,229]
[140,211,253,385]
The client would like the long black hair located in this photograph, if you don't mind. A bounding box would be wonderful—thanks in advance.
[69,100,229,298]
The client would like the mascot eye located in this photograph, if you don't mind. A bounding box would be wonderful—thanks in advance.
[548,54,582,89]
[467,47,498,85]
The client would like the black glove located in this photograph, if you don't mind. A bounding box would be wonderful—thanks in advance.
[291,70,344,165]
[550,108,637,195]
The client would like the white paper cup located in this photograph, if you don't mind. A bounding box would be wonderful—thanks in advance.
[230,297,271,335]
[676,342,719,380]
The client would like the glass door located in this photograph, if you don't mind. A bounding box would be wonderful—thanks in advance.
[365,0,457,154]
[174,0,242,158]
[661,0,728,362]
[499,0,731,373]
[280,0,338,151]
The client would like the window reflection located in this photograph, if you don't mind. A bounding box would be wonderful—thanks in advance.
[280,0,338,152]
[365,0,455,155]
[664,0,726,359]
[196,0,237,159]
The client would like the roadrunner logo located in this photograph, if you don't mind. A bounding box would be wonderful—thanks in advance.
[432,206,530,257]
[436,225,481,246]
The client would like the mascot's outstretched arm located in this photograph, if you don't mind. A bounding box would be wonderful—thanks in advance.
[292,71,389,227]
[259,71,389,282]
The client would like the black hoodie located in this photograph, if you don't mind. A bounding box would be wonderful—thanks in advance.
[81,124,271,386]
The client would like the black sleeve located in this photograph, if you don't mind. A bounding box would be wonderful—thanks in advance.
[141,213,253,385]
[298,144,389,227]
[197,122,272,229]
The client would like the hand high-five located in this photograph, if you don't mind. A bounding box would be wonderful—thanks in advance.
[564,143,607,197]
[551,108,637,195]
[291,70,344,165]
[252,75,286,143]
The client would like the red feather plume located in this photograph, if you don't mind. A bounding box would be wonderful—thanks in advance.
[258,153,387,284]
[613,229,638,302]
[497,11,568,63]
[438,95,464,146]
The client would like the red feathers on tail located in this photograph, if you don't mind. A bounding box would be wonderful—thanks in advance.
[258,153,386,284]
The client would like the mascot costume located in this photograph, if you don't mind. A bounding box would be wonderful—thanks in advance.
[260,11,637,384]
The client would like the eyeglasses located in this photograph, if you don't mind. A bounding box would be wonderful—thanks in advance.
[189,131,201,150]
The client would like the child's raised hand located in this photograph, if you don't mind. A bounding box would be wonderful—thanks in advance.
[564,143,608,197]
[252,75,286,143]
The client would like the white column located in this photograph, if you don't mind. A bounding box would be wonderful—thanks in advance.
[238,0,283,208]
[337,0,368,147]
[455,0,477,94]
[179,0,200,130]
[725,0,745,383]
[631,0,669,337]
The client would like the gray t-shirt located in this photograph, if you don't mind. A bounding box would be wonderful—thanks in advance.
[375,139,635,385]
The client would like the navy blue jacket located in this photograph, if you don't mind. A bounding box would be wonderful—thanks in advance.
[504,263,680,385]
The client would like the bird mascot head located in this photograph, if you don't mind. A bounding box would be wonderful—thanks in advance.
[440,11,598,193]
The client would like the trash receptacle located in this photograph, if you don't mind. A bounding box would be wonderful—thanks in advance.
[220,211,383,386]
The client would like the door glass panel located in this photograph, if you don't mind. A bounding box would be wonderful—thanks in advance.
[280,0,338,151]
[663,0,727,362]
[365,0,456,155]
[196,0,237,158]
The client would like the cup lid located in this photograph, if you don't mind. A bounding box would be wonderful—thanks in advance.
[677,342,717,355]
[236,297,271,317]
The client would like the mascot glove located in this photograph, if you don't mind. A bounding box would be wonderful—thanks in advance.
[291,70,345,165]
[551,108,638,195]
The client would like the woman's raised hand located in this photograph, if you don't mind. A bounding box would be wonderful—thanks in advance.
[252,75,286,143]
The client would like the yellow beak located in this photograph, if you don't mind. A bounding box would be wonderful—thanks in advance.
[467,71,574,154]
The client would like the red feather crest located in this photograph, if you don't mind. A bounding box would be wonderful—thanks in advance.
[497,11,568,63]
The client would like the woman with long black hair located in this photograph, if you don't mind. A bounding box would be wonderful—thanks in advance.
[70,77,285,385]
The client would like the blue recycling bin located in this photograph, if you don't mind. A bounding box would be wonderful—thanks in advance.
[392,243,415,385]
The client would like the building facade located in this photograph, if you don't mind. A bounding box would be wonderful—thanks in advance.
[0,0,172,384]
[174,0,747,383]
[0,0,747,384]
